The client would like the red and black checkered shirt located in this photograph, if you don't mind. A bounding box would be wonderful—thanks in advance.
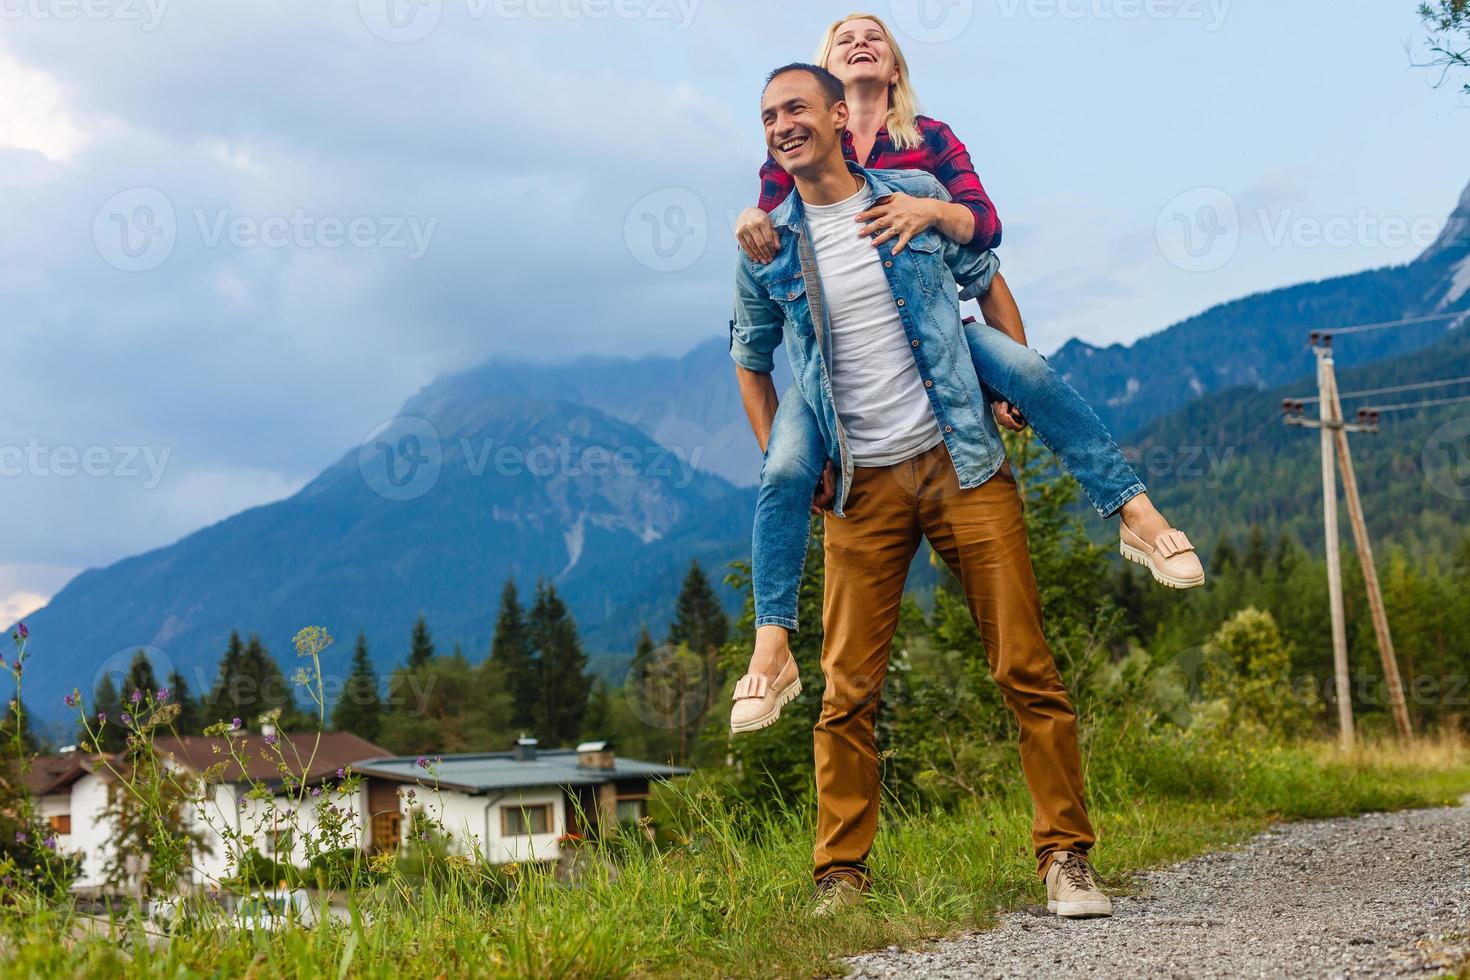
[756,115,1001,250]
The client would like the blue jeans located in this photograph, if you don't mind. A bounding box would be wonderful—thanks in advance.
[751,325,1144,631]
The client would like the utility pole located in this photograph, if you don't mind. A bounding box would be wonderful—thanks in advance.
[1313,345,1354,751]
[1285,334,1414,742]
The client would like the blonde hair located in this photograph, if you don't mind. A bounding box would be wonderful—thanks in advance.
[815,12,923,151]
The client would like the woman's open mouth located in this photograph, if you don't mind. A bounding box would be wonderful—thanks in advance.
[848,52,877,65]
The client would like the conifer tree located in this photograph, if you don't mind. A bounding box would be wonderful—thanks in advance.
[333,632,384,742]
[528,580,591,746]
[408,615,435,670]
[667,560,730,657]
[490,580,536,731]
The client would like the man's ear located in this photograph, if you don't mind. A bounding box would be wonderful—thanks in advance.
[832,98,849,133]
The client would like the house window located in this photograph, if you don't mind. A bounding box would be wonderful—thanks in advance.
[615,798,647,825]
[48,814,72,835]
[268,828,294,855]
[501,804,552,837]
[371,812,402,853]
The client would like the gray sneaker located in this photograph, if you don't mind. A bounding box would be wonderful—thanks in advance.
[1044,850,1113,918]
[811,872,867,917]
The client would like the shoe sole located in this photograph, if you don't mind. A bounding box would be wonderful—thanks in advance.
[1047,899,1114,918]
[1120,541,1205,590]
[730,678,803,734]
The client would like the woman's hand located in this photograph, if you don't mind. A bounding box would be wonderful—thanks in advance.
[736,207,781,264]
[856,193,943,254]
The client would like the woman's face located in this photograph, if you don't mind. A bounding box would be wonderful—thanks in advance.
[824,18,898,89]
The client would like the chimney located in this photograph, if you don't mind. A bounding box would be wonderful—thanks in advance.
[513,737,538,762]
[576,740,615,771]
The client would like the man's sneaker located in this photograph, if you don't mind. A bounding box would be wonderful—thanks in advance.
[811,872,866,917]
[1044,850,1113,919]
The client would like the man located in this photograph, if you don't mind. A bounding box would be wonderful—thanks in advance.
[729,63,1112,919]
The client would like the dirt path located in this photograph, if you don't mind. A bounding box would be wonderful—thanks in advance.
[848,798,1470,978]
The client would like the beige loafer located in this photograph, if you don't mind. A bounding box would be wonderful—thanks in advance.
[729,655,801,734]
[1120,524,1205,589]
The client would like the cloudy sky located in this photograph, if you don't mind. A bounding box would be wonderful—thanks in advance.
[2,0,1468,623]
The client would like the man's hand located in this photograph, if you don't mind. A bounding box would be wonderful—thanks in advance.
[993,400,1028,432]
[736,207,781,264]
[856,193,942,255]
[811,460,836,514]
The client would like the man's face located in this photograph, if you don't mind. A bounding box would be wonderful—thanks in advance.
[761,71,846,178]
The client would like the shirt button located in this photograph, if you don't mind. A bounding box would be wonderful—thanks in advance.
[910,339,919,348]
[896,299,905,307]
[787,292,798,300]
[884,261,892,268]
[924,380,933,388]
[944,425,953,433]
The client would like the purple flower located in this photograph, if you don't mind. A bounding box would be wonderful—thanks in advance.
[64,691,80,709]
[120,713,132,726]
[263,733,277,746]
[336,768,346,779]
[416,755,428,769]
[43,836,57,851]
[130,690,143,704]
[96,711,107,724]
[17,623,27,640]
[311,787,322,797]
[231,717,242,730]
[14,831,26,844]
[157,688,170,703]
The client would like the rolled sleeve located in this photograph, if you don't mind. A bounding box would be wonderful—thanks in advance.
[952,248,1001,301]
[729,257,782,373]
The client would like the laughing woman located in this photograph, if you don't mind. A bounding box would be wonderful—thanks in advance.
[727,12,1205,735]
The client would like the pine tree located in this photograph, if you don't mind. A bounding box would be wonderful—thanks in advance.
[206,631,247,721]
[490,580,536,731]
[580,678,613,741]
[124,649,159,704]
[528,580,591,746]
[166,670,200,735]
[408,615,435,670]
[667,560,730,656]
[90,674,126,752]
[333,633,383,741]
[635,624,655,661]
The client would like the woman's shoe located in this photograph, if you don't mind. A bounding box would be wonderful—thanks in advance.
[730,655,802,734]
[1120,524,1205,589]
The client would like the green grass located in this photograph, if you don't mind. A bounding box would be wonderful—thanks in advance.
[4,734,1467,979]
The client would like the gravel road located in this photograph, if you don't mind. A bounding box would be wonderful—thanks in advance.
[848,798,1470,978]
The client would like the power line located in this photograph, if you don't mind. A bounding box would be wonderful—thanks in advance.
[1312,311,1466,337]
[1291,374,1470,405]
[1359,392,1470,414]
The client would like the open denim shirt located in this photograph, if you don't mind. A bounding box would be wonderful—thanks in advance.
[730,163,1005,516]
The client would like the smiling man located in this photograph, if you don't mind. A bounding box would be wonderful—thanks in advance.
[729,64,1111,919]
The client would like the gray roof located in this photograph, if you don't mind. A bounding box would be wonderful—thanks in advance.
[353,749,690,795]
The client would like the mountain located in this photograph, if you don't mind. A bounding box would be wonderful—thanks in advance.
[14,395,752,728]
[1124,325,1470,563]
[1050,182,1470,437]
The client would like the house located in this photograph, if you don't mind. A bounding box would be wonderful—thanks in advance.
[354,738,690,864]
[23,734,688,891]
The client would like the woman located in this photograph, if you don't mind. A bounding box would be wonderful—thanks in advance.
[728,13,1204,735]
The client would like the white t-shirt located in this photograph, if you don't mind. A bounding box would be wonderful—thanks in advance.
[804,184,942,467]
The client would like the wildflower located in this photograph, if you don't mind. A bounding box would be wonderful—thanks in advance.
[64,691,80,709]
[158,688,171,703]
[336,767,346,779]
[231,717,242,730]
[120,713,133,726]
[311,787,322,797]
[97,711,107,724]
[14,831,27,844]
[416,756,429,769]
[264,733,277,746]
[130,690,143,704]
[44,836,57,851]
[17,623,27,640]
